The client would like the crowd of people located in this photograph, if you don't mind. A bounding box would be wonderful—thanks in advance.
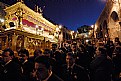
[0,37,121,81]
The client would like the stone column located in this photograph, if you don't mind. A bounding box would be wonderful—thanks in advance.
[12,33,17,51]
[24,36,27,49]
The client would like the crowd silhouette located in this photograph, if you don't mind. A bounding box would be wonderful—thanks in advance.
[0,37,121,81]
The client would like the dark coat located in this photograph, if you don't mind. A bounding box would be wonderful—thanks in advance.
[32,73,64,81]
[90,54,114,81]
[2,61,23,81]
[0,63,4,81]
[22,60,34,81]
[48,73,64,81]
[76,51,90,69]
[61,64,90,81]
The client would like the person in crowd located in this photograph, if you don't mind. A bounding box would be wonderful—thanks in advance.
[43,49,56,72]
[59,43,67,65]
[33,56,64,81]
[114,37,121,46]
[53,50,64,76]
[76,43,90,69]
[50,43,58,58]
[29,49,43,62]
[86,41,95,61]
[104,39,115,58]
[90,46,114,81]
[34,49,43,58]
[1,48,23,81]
[110,41,115,58]
[64,42,72,52]
[71,43,78,54]
[43,49,51,57]
[18,48,34,81]
[112,45,121,81]
[60,52,90,81]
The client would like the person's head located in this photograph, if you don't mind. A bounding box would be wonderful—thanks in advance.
[52,44,57,50]
[115,37,120,42]
[71,43,77,51]
[34,49,42,58]
[34,56,51,80]
[54,51,62,60]
[43,49,50,57]
[64,43,69,47]
[110,41,114,45]
[18,48,29,62]
[79,44,85,52]
[66,52,76,67]
[96,46,107,56]
[2,48,14,63]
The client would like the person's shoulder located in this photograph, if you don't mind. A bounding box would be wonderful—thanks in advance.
[8,60,18,66]
[74,64,89,72]
[49,73,64,81]
[74,64,85,70]
[6,61,21,70]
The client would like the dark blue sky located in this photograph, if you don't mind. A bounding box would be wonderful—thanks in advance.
[1,0,106,31]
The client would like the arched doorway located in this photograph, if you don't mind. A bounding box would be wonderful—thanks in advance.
[111,11,119,22]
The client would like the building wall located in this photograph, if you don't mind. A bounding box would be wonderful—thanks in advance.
[95,0,121,41]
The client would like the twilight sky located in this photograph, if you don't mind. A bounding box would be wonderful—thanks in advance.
[1,0,107,31]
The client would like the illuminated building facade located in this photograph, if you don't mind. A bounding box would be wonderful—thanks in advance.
[95,0,121,42]
[56,25,73,47]
[0,1,58,56]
